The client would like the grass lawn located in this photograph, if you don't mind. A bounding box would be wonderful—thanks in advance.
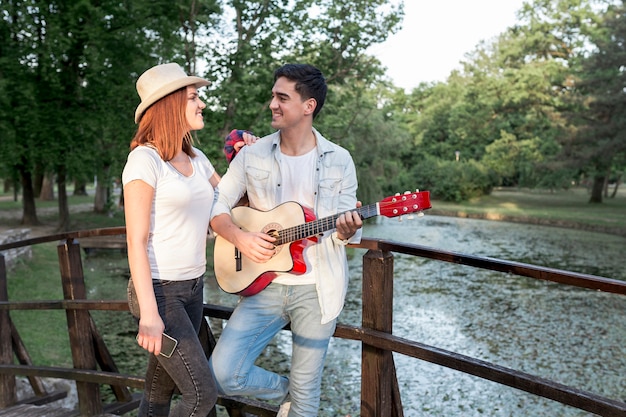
[0,193,126,231]
[429,186,626,236]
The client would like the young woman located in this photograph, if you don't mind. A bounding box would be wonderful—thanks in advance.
[122,62,218,417]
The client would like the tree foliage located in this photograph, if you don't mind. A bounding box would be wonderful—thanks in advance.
[561,1,626,202]
[0,0,403,226]
[1,0,625,223]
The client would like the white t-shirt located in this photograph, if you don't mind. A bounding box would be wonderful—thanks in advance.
[273,148,316,286]
[122,145,215,281]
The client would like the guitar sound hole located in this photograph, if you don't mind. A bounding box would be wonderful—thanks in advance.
[262,223,283,254]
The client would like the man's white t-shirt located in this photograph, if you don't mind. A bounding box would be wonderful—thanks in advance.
[273,148,317,286]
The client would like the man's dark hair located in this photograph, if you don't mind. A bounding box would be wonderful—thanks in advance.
[274,64,327,119]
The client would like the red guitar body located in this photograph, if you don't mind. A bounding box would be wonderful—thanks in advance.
[236,207,317,296]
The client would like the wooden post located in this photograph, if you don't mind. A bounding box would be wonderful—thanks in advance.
[361,249,398,417]
[57,239,102,416]
[0,254,17,408]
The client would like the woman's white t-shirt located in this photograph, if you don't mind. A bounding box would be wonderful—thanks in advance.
[122,145,215,281]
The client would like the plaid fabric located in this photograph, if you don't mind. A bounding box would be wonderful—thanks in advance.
[223,129,252,164]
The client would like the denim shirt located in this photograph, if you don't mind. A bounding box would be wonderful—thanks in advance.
[212,128,362,323]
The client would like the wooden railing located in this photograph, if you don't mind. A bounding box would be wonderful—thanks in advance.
[1,227,625,416]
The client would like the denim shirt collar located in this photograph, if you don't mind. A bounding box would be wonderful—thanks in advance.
[271,128,335,162]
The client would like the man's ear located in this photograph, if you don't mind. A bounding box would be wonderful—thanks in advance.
[304,97,317,116]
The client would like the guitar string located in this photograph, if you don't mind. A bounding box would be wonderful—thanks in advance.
[275,194,424,245]
[277,203,376,245]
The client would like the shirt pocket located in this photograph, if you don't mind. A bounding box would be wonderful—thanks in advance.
[245,166,271,202]
[318,178,342,213]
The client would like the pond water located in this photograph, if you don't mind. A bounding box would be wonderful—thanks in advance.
[85,215,626,416]
[356,216,625,417]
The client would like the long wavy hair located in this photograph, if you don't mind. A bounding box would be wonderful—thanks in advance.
[130,87,196,161]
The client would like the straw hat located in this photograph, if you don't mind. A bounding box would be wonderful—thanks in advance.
[134,63,210,123]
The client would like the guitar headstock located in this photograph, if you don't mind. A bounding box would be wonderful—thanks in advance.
[378,190,431,218]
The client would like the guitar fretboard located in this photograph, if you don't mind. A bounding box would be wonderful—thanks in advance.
[275,203,378,245]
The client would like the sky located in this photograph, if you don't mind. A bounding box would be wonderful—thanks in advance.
[368,0,528,90]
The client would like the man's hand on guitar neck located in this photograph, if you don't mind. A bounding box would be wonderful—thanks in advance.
[336,201,363,242]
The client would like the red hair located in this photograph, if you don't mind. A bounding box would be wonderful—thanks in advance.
[130,87,196,161]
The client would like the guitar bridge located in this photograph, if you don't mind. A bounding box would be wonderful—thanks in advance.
[235,248,242,271]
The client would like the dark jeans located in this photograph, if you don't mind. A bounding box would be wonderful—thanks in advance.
[128,276,217,417]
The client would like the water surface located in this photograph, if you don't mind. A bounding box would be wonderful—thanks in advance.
[206,215,626,416]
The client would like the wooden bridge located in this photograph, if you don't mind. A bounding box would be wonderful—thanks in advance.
[1,227,626,416]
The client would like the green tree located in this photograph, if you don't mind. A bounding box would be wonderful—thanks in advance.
[563,1,626,202]
[196,0,404,175]
[1,0,405,225]
[0,0,220,229]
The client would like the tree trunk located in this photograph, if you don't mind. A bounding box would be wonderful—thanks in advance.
[39,174,55,200]
[588,175,604,203]
[610,174,622,198]
[118,187,124,209]
[94,165,110,213]
[73,179,88,196]
[602,166,612,198]
[19,166,39,226]
[56,167,71,231]
[4,177,19,202]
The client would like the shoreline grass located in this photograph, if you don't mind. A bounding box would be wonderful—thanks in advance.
[428,186,626,237]
[1,186,625,237]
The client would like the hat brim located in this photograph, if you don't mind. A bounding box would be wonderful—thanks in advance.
[134,76,210,123]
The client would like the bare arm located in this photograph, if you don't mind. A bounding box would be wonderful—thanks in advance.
[209,171,220,188]
[124,179,164,355]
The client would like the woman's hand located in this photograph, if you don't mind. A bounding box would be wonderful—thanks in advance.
[234,131,259,152]
[137,314,165,356]
[224,129,259,163]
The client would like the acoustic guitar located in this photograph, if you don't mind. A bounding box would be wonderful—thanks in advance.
[214,190,431,296]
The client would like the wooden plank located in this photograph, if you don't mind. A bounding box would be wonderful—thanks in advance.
[88,317,132,402]
[57,240,101,416]
[0,403,119,417]
[15,390,67,406]
[11,319,47,396]
[0,255,17,408]
[360,249,401,417]
[217,395,279,416]
[78,236,126,255]
[0,403,78,417]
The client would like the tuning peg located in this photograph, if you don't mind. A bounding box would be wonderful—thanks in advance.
[417,212,424,217]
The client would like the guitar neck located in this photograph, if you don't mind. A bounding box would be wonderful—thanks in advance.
[275,203,378,246]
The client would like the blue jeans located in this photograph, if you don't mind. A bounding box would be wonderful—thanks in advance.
[209,283,336,417]
[128,277,217,417]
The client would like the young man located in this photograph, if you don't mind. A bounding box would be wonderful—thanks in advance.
[209,63,363,416]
